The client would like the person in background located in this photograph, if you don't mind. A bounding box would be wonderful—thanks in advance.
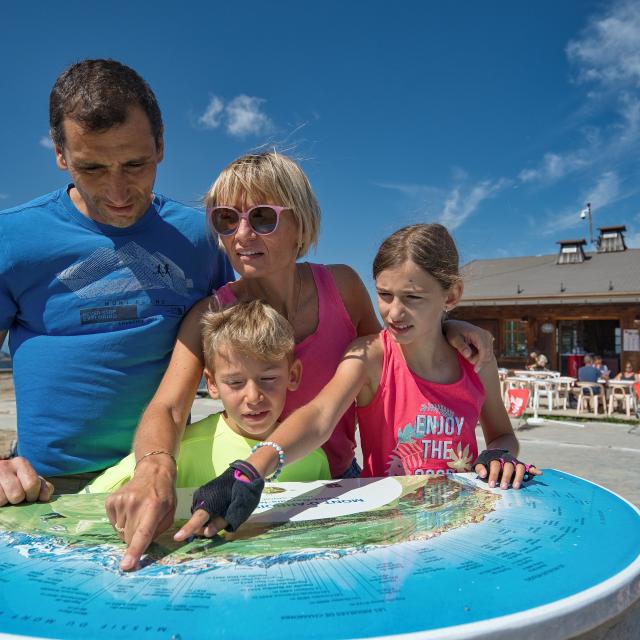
[87,300,329,501]
[531,354,548,371]
[615,361,638,382]
[593,355,610,380]
[578,354,602,395]
[0,59,232,504]
[526,352,539,370]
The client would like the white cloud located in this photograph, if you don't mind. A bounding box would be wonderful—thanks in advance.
[584,171,620,209]
[39,136,54,150]
[519,151,590,184]
[540,171,621,236]
[519,1,640,187]
[196,94,273,137]
[439,179,507,230]
[566,0,640,88]
[225,95,272,137]
[379,177,508,231]
[198,96,224,129]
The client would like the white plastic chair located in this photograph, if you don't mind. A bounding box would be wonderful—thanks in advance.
[573,382,606,416]
[607,384,635,418]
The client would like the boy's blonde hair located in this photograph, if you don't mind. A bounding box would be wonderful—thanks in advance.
[204,152,321,258]
[202,300,295,371]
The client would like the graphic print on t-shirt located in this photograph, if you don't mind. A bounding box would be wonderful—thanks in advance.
[56,241,194,325]
[387,402,475,476]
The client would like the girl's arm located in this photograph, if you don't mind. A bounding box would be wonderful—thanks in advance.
[106,297,211,571]
[174,335,380,541]
[250,336,378,477]
[476,357,542,489]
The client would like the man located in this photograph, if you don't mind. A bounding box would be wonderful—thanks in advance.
[578,354,603,397]
[0,60,233,504]
[578,355,600,384]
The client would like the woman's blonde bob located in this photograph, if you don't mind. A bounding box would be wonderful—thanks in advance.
[204,152,321,258]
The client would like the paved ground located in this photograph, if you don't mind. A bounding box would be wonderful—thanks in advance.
[1,395,639,507]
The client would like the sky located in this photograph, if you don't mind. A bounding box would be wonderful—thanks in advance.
[2,1,640,352]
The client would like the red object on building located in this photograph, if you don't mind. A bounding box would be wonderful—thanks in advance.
[567,355,585,378]
[507,388,530,418]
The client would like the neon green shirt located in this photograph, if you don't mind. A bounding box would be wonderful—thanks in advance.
[85,412,331,493]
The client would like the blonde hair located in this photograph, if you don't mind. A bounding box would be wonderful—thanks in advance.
[202,300,295,371]
[204,152,321,258]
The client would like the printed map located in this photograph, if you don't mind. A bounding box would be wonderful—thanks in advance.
[0,471,639,639]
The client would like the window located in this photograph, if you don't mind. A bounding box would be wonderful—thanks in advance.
[503,320,527,357]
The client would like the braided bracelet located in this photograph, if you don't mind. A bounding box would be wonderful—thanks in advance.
[134,450,177,470]
[250,441,285,481]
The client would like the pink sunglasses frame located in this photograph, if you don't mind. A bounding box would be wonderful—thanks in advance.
[208,204,289,236]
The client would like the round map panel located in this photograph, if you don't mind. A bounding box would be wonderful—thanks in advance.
[0,470,638,640]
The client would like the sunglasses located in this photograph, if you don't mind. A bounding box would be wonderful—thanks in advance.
[209,205,289,236]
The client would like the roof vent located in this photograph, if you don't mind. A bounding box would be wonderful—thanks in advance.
[597,225,627,253]
[556,239,587,265]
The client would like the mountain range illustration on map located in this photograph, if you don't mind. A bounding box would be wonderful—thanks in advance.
[0,476,499,574]
[56,241,193,299]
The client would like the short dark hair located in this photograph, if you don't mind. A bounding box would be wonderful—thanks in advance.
[49,59,163,149]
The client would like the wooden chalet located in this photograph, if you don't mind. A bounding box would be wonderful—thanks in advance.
[451,226,640,375]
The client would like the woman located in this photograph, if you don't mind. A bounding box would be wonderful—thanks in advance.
[615,361,638,381]
[106,152,493,571]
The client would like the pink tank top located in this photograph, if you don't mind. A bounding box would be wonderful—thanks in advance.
[214,263,357,477]
[357,330,485,478]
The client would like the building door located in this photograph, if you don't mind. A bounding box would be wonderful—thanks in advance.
[557,320,620,375]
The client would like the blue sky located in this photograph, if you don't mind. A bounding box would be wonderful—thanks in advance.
[2,1,639,351]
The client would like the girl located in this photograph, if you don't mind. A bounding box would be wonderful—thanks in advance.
[177,223,541,540]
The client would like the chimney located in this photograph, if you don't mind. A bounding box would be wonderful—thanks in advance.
[597,225,627,253]
[556,239,587,265]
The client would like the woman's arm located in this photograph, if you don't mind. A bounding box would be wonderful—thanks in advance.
[105,297,212,571]
[443,320,495,372]
[328,264,494,368]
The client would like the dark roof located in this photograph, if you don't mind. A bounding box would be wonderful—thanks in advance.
[459,248,640,306]
[557,238,586,245]
[599,225,626,232]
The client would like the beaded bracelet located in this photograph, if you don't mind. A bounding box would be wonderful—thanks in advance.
[250,441,285,481]
[134,450,177,470]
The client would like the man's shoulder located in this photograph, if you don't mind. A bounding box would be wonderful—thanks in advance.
[154,193,204,220]
[0,188,65,219]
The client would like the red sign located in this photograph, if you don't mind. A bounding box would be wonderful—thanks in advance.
[507,388,530,418]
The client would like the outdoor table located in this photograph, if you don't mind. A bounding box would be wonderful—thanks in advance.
[0,474,639,640]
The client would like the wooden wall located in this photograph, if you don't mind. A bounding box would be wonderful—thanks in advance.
[451,302,640,371]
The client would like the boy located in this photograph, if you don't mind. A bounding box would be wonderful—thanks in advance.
[86,301,330,493]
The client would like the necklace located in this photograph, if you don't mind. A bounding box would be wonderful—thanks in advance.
[287,266,302,328]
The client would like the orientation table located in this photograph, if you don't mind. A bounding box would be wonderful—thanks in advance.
[0,471,639,640]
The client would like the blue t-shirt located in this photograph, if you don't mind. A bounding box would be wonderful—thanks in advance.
[0,186,234,476]
[578,365,600,383]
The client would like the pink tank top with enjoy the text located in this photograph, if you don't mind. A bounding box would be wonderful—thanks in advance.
[214,263,357,477]
[357,330,485,478]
